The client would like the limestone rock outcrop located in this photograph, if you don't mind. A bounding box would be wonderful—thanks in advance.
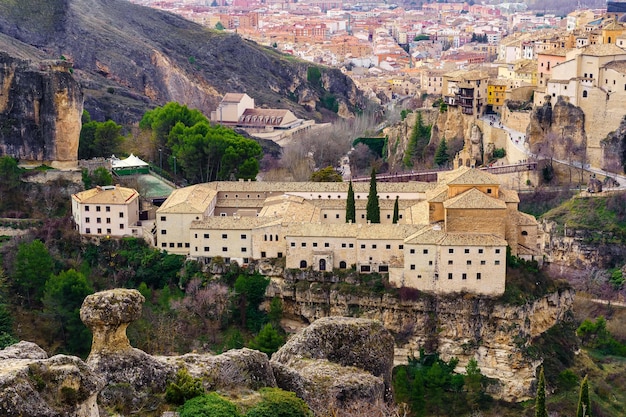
[81,289,175,412]
[0,52,82,168]
[80,288,145,356]
[159,348,277,391]
[271,317,394,412]
[273,278,575,402]
[0,342,103,417]
[527,96,587,162]
[383,109,439,172]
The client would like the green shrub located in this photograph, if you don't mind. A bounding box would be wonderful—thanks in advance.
[179,393,240,417]
[165,368,205,405]
[246,388,313,417]
[492,148,506,158]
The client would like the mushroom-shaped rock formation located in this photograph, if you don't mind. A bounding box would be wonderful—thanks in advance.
[80,288,144,356]
[80,289,176,413]
[271,316,394,413]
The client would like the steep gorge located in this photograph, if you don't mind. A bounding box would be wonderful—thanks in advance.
[267,271,575,402]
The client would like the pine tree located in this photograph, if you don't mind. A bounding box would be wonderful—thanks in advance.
[366,168,380,223]
[576,375,591,417]
[392,196,399,224]
[346,180,356,223]
[434,137,449,167]
[535,366,548,417]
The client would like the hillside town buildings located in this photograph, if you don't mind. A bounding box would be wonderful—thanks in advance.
[153,167,539,296]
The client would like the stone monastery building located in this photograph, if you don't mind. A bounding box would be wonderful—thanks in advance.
[155,167,540,296]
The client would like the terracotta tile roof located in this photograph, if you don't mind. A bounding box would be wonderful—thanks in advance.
[157,184,217,214]
[72,186,138,205]
[190,216,279,230]
[443,188,507,210]
[499,188,520,203]
[581,43,626,57]
[222,93,247,103]
[444,167,500,186]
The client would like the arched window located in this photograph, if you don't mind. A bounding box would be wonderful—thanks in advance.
[319,259,326,271]
[270,235,273,241]
[339,261,347,269]
[300,260,307,268]
[521,230,528,236]
[275,235,278,241]
[582,90,588,98]
[264,234,267,241]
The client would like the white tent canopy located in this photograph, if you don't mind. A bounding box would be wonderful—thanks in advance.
[111,154,149,169]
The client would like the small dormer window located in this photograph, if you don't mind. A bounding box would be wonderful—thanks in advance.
[487,188,492,194]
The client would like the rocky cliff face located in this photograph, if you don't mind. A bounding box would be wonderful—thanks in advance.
[527,96,586,162]
[0,52,82,167]
[383,109,438,172]
[541,220,626,270]
[268,276,575,402]
[0,0,371,125]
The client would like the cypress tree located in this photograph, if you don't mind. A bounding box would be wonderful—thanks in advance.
[434,137,449,167]
[366,168,380,223]
[346,180,356,223]
[535,366,548,417]
[576,375,591,417]
[392,196,399,224]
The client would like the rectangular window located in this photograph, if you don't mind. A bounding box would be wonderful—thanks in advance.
[342,243,347,248]
[242,247,247,252]
[410,264,416,270]
[96,206,101,212]
[86,228,91,233]
[204,247,210,252]
[222,234,228,239]
[361,214,365,219]
[417,275,422,279]
[410,249,415,254]
[185,243,190,248]
[478,249,484,254]
[467,260,472,265]
[86,217,90,223]
[464,248,470,254]
[495,260,500,265]
[222,247,228,252]
[119,212,124,218]
[386,244,391,249]
[85,206,90,212]
[261,251,267,257]
[399,245,404,249]
[448,273,453,280]
[477,273,482,280]
[379,265,388,272]
[277,252,283,258]
[336,214,340,219]
[448,248,454,254]
[97,228,102,234]
[106,206,110,212]
[423,249,428,254]
[429,260,433,265]
[448,260,453,265]
[302,242,307,247]
[462,273,467,280]
[372,244,377,249]
[360,244,365,249]
[177,243,183,248]
[290,242,295,247]
[243,258,249,264]
[161,230,166,235]
[106,218,111,224]
[349,243,354,248]
[313,242,317,247]
[204,234,209,238]
[481,260,486,265]
[169,242,174,248]
[495,249,501,254]
[162,243,166,248]
[360,265,371,272]
[160,216,166,221]
[324,214,328,219]
[387,214,391,219]
[325,243,330,248]
[120,224,124,229]
[241,234,247,239]
[97,218,101,224]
